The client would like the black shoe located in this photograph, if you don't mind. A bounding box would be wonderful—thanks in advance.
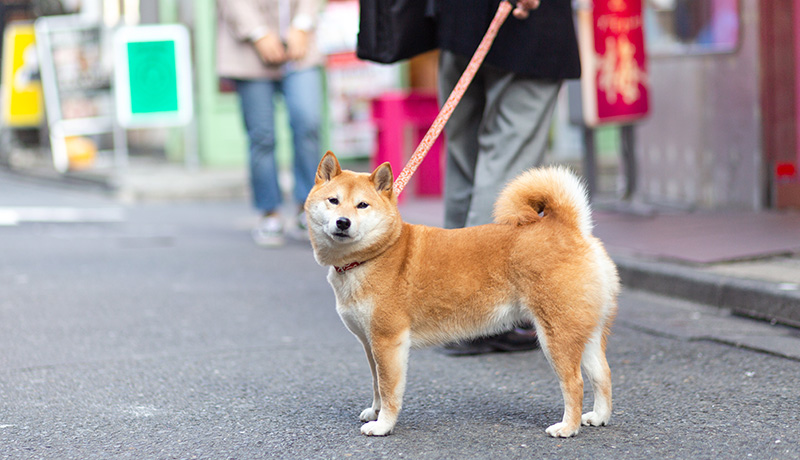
[485,328,540,352]
[439,337,497,356]
[439,328,539,356]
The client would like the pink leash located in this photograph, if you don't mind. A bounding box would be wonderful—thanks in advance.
[392,0,514,196]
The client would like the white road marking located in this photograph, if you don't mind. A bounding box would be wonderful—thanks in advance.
[0,207,125,226]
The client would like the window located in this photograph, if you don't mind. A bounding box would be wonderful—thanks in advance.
[645,0,740,54]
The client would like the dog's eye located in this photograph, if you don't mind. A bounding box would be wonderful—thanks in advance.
[357,202,369,209]
[328,198,339,205]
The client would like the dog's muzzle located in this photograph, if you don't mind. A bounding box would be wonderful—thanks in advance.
[332,217,352,238]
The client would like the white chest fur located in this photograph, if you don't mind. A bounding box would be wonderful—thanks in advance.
[328,267,373,342]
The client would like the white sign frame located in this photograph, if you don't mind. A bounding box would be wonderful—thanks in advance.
[114,24,193,128]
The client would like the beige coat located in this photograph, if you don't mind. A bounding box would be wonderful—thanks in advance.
[216,0,324,80]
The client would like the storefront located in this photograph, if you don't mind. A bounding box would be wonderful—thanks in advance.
[633,0,800,209]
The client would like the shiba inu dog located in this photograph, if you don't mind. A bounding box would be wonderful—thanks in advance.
[305,151,619,438]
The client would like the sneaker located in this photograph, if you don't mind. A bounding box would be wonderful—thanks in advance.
[252,215,284,247]
[295,211,309,238]
[286,211,310,241]
[297,211,308,231]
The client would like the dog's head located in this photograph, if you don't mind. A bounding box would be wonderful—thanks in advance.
[304,152,402,267]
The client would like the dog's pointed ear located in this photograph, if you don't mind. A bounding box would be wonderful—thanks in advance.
[316,151,342,184]
[369,162,394,194]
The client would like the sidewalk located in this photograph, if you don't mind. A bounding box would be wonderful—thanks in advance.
[592,209,800,329]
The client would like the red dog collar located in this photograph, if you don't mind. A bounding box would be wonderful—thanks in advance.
[334,261,362,274]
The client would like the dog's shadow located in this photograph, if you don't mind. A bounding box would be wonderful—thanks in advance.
[394,349,564,433]
[403,394,559,430]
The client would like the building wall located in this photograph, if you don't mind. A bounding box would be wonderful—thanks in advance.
[761,0,800,208]
[634,0,764,210]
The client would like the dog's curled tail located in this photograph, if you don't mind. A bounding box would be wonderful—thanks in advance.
[493,166,593,236]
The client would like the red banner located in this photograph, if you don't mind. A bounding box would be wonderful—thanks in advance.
[579,0,649,126]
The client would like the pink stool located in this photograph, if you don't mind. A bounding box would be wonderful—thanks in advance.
[371,91,444,200]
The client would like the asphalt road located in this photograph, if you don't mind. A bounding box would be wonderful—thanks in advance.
[1,173,799,459]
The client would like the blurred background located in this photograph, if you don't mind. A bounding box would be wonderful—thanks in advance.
[0,0,797,210]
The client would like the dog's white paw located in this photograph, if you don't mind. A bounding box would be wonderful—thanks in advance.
[361,420,393,436]
[545,422,580,438]
[581,411,609,427]
[359,407,379,422]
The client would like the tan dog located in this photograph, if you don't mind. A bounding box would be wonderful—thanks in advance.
[305,152,619,438]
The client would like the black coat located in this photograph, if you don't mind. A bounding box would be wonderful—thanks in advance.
[435,0,581,79]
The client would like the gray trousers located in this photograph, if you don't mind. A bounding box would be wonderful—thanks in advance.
[438,50,562,228]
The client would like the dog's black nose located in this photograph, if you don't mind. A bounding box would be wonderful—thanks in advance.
[336,217,351,230]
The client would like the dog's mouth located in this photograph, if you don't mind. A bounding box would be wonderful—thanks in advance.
[331,230,352,240]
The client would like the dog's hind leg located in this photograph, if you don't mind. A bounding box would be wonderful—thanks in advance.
[580,323,613,427]
[361,330,411,436]
[532,322,586,438]
[359,340,382,422]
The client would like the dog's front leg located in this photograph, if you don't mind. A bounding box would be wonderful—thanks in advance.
[361,330,411,436]
[358,340,381,422]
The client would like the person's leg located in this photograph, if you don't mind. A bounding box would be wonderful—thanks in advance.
[281,66,324,208]
[438,67,561,355]
[234,79,282,214]
[465,71,562,227]
[438,51,486,229]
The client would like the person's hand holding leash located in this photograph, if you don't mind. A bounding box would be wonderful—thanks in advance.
[512,0,541,19]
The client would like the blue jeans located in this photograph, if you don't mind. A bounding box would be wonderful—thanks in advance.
[234,67,323,213]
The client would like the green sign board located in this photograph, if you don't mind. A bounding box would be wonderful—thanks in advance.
[115,25,192,128]
[127,40,179,114]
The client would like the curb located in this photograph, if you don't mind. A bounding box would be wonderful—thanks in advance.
[613,255,800,328]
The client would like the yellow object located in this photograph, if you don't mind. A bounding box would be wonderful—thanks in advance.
[65,136,97,169]
[1,23,44,127]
